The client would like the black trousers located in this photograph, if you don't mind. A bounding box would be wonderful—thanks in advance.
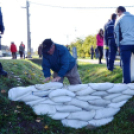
[98,46,103,63]
[12,52,16,59]
[108,39,117,71]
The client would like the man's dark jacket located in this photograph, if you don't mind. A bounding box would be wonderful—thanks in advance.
[42,44,76,78]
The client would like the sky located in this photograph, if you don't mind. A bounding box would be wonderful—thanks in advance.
[0,0,134,51]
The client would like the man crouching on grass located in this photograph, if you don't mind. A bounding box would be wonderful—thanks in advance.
[42,39,81,84]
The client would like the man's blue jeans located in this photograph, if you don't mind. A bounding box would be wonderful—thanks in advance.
[120,45,134,84]
[108,39,117,71]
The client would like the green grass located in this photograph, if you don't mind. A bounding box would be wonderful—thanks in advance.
[0,59,134,134]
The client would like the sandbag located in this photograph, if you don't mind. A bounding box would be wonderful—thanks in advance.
[66,98,90,110]
[76,87,95,96]
[91,91,108,96]
[122,89,134,95]
[51,96,72,103]
[103,94,121,101]
[32,90,52,97]
[89,83,114,91]
[40,99,62,105]
[8,86,37,101]
[67,110,95,121]
[25,98,47,106]
[18,94,47,102]
[56,105,82,112]
[33,104,56,115]
[94,108,120,120]
[88,104,104,110]
[49,89,75,98]
[112,95,132,103]
[35,82,63,90]
[88,99,110,107]
[49,112,70,120]
[107,84,127,93]
[76,96,101,101]
[107,101,127,108]
[88,117,113,127]
[68,84,88,92]
[127,83,134,90]
[62,119,88,129]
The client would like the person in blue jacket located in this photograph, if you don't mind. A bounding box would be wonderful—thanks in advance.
[0,7,4,50]
[0,7,7,77]
[104,13,117,71]
[42,39,81,84]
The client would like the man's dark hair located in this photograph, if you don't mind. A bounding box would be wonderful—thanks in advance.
[116,6,126,13]
[111,13,116,20]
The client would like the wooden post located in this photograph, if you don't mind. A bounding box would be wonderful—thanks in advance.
[72,47,77,60]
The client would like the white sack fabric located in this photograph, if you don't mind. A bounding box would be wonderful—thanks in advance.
[67,110,95,121]
[88,117,113,127]
[68,84,88,92]
[8,82,134,129]
[62,119,88,129]
[49,89,75,98]
[89,83,114,91]
[35,82,63,90]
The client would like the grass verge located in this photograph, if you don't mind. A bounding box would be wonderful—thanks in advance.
[1,59,134,134]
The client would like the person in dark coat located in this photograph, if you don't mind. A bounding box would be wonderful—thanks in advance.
[19,44,25,59]
[95,47,99,59]
[90,46,94,59]
[42,39,81,84]
[0,8,7,77]
[38,44,43,58]
[104,13,117,71]
[21,42,25,59]
[0,7,4,50]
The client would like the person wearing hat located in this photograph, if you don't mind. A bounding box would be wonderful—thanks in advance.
[42,39,81,84]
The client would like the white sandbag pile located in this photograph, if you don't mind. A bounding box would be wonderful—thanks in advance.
[8,82,134,129]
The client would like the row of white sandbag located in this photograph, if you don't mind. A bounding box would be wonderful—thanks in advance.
[35,82,134,91]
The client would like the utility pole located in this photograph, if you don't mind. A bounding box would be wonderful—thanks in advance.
[26,0,31,58]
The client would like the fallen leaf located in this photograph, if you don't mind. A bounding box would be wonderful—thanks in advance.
[1,90,6,94]
[24,72,27,75]
[36,119,41,123]
[14,110,20,113]
[16,106,21,109]
[44,125,49,129]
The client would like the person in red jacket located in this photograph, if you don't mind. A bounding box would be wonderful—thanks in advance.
[10,42,17,59]
[96,29,104,64]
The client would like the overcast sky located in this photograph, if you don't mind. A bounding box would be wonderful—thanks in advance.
[1,0,134,51]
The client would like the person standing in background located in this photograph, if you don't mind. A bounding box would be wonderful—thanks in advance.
[66,45,70,51]
[90,46,94,59]
[96,29,104,64]
[114,6,134,83]
[21,42,25,59]
[38,44,43,58]
[95,47,99,59]
[10,42,17,59]
[19,43,24,59]
[104,13,117,71]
